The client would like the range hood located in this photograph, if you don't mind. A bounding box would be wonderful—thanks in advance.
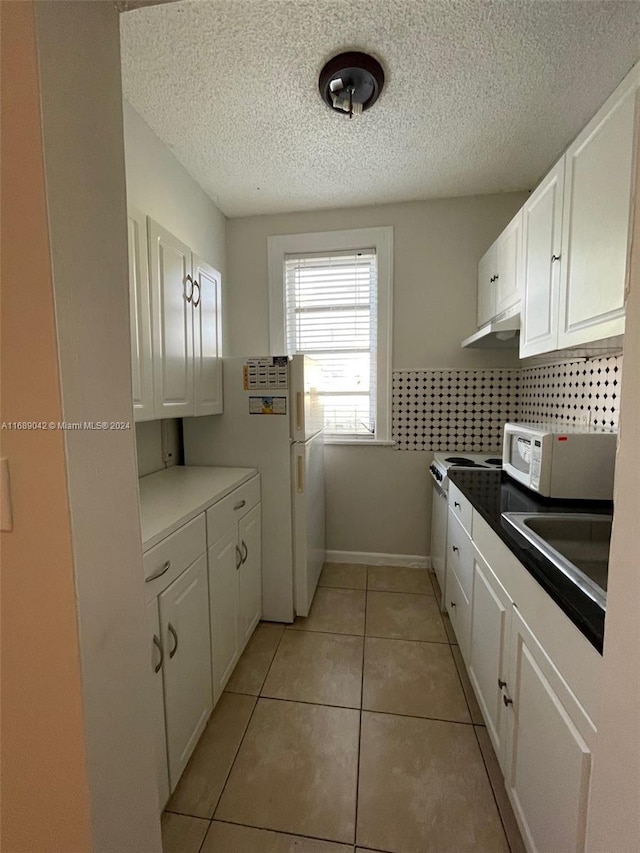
[461,305,521,349]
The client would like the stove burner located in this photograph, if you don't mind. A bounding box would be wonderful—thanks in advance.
[444,457,476,464]
[485,458,503,465]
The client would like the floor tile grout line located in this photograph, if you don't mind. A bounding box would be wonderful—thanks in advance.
[208,627,288,824]
[209,816,357,848]
[195,817,213,853]
[288,625,451,645]
[320,582,434,597]
[472,724,517,853]
[352,568,369,848]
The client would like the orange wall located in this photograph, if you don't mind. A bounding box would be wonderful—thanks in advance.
[0,2,92,850]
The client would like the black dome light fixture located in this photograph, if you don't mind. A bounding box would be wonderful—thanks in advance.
[318,51,385,118]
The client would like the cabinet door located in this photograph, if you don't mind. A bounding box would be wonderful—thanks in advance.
[238,502,262,648]
[128,209,154,421]
[520,158,564,358]
[208,527,241,702]
[468,552,512,772]
[495,210,522,316]
[159,554,213,789]
[430,483,447,608]
[192,255,223,417]
[504,608,592,853]
[145,598,170,810]
[445,564,471,662]
[148,218,194,419]
[477,243,497,327]
[558,70,639,349]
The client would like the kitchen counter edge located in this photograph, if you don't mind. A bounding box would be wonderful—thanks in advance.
[139,465,259,551]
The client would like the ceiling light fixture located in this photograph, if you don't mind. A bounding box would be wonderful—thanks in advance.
[318,51,385,118]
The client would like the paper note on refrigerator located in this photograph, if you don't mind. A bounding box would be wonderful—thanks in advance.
[249,396,287,415]
[243,357,289,390]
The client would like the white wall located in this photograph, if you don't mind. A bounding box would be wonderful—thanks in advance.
[226,194,527,556]
[123,101,227,476]
[34,4,161,850]
[585,125,640,853]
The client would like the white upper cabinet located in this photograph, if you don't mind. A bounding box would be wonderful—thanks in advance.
[128,209,155,422]
[477,243,498,327]
[520,158,565,358]
[192,255,223,417]
[557,67,639,349]
[148,219,194,419]
[141,218,223,420]
[495,210,522,317]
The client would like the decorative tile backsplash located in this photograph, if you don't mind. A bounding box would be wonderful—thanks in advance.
[392,355,622,452]
[392,369,520,452]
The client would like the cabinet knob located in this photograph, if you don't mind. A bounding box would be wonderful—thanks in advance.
[184,274,194,302]
[452,545,459,553]
[498,678,507,689]
[449,601,457,608]
[234,500,246,511]
[192,280,201,308]
[503,694,513,707]
[551,254,561,262]
[146,560,170,583]
[454,501,461,509]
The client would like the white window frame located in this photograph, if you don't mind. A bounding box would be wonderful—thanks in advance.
[268,227,393,445]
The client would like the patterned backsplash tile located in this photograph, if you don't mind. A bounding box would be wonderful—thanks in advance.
[392,355,622,452]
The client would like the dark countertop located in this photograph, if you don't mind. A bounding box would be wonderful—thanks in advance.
[448,468,611,654]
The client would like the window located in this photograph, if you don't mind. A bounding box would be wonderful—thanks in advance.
[268,227,393,443]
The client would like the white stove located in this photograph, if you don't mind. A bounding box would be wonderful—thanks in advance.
[429,452,503,490]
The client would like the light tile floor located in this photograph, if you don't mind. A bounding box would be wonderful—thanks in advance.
[162,564,526,853]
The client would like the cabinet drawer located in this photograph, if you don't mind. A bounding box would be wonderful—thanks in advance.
[143,514,206,601]
[446,564,471,661]
[206,475,260,546]
[448,482,472,534]
[447,511,473,598]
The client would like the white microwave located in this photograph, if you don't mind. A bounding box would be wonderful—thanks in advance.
[503,422,618,500]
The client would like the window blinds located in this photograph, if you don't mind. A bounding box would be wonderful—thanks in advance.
[285,249,377,437]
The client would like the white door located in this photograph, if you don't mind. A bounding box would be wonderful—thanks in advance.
[128,209,154,421]
[558,70,638,349]
[208,527,241,702]
[520,158,565,358]
[159,554,213,789]
[504,608,592,853]
[477,243,497,326]
[292,434,325,617]
[238,503,262,647]
[192,255,223,417]
[148,218,194,418]
[468,552,512,772]
[495,210,522,316]
[145,597,169,810]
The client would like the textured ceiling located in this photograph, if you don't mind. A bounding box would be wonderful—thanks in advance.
[120,0,640,218]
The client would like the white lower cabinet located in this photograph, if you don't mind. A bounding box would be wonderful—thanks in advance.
[159,553,213,789]
[468,549,512,773]
[208,493,262,701]
[504,608,593,853]
[462,513,598,853]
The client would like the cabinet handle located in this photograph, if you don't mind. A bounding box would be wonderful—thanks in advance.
[192,280,201,308]
[168,623,178,659]
[452,545,459,553]
[454,501,461,509]
[184,274,194,303]
[235,545,243,570]
[551,254,561,262]
[152,634,164,674]
[296,392,303,431]
[146,560,170,583]
[241,540,248,563]
[449,601,457,608]
[498,678,507,689]
[503,694,513,707]
[234,499,246,511]
[296,455,304,493]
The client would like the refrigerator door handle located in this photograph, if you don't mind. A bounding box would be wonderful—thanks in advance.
[296,392,303,432]
[296,454,304,493]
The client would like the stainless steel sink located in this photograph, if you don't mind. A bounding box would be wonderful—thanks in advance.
[501,513,612,608]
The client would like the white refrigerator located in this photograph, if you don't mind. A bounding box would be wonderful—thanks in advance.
[183,355,325,623]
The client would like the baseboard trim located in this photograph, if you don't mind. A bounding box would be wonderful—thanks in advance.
[326,550,430,569]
